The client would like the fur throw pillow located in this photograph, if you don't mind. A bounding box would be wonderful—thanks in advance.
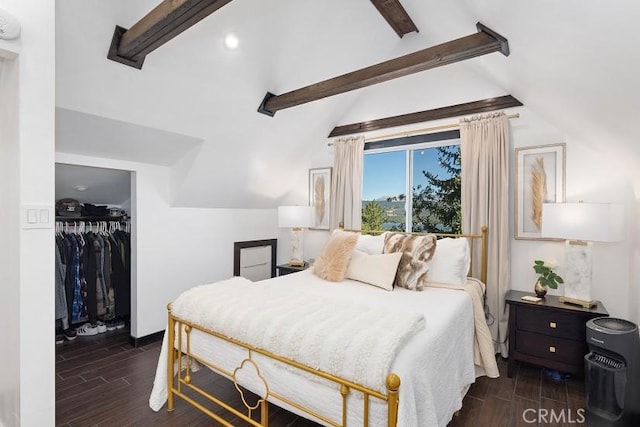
[383,233,437,291]
[313,230,359,282]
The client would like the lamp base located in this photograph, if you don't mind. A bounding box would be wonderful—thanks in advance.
[287,228,305,268]
[562,240,594,309]
[558,296,597,309]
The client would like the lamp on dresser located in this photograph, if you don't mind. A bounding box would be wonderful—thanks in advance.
[541,202,623,308]
[278,205,313,267]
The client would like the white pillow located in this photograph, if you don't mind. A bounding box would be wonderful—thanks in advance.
[426,238,470,288]
[345,249,402,291]
[355,233,386,255]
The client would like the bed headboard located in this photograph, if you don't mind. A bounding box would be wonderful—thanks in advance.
[344,226,488,284]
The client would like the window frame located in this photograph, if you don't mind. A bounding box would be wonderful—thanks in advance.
[363,134,461,232]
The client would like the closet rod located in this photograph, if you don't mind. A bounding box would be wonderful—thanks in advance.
[328,113,519,145]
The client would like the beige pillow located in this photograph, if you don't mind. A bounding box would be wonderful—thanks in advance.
[383,233,437,291]
[346,250,403,291]
[312,230,359,282]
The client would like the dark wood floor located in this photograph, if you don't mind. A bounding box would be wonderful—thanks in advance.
[56,330,587,426]
[448,358,586,427]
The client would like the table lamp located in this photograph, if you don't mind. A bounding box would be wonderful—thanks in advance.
[541,202,623,308]
[278,206,313,267]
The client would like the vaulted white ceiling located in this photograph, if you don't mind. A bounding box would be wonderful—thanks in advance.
[55,0,640,208]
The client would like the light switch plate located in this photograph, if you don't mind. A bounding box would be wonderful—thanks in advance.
[22,204,54,229]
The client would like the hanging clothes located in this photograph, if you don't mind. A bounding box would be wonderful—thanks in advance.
[54,244,68,328]
[110,229,131,318]
[83,232,98,324]
[55,221,131,326]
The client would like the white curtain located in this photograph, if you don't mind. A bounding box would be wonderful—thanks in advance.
[330,136,365,230]
[460,113,510,357]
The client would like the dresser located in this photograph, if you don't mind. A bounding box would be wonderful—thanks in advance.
[506,290,608,378]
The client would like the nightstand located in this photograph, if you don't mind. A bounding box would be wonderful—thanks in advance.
[506,289,608,378]
[276,262,309,276]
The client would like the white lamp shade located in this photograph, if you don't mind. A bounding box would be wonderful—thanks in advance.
[541,203,623,242]
[278,206,313,228]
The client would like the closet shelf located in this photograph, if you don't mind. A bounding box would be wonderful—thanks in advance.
[55,216,129,222]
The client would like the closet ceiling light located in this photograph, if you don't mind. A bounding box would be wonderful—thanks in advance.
[74,185,89,192]
[224,33,239,50]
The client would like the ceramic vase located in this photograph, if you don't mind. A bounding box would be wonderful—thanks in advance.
[534,280,547,298]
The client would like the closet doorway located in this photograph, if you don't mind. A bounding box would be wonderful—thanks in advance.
[54,163,133,342]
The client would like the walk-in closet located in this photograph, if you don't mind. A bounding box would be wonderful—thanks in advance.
[54,163,133,342]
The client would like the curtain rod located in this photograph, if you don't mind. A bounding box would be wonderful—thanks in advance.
[328,113,520,145]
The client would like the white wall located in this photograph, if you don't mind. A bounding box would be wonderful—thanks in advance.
[56,153,278,337]
[296,106,635,322]
[509,108,631,319]
[627,169,640,327]
[0,54,21,427]
[631,198,640,326]
[0,1,56,426]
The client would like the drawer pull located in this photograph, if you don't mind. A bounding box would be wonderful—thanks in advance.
[549,346,556,353]
[549,322,557,329]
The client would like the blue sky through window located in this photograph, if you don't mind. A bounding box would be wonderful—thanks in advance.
[362,151,404,201]
[362,148,446,201]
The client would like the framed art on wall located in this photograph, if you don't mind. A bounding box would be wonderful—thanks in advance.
[309,167,332,230]
[515,143,566,240]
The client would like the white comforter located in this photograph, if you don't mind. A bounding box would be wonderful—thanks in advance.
[169,276,425,394]
[150,271,480,426]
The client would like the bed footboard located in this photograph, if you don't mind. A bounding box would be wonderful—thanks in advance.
[166,304,400,427]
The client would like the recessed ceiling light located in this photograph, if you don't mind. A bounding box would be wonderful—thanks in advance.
[74,185,89,192]
[0,8,21,40]
[224,33,239,50]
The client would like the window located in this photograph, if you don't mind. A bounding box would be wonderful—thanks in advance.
[361,134,461,233]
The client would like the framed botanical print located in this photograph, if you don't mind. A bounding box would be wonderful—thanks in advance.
[515,143,566,240]
[308,167,332,230]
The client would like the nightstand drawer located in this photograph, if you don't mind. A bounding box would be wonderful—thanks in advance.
[516,306,585,340]
[506,290,608,377]
[515,330,585,366]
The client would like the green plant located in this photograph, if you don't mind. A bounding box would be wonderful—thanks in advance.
[533,259,564,289]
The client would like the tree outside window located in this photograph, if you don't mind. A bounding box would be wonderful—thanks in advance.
[412,145,461,233]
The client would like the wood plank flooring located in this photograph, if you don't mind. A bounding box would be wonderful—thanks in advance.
[56,330,588,426]
[449,360,587,427]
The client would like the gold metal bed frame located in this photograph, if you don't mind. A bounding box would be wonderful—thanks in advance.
[166,226,488,426]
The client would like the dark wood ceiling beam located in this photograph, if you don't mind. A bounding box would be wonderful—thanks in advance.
[370,0,418,38]
[108,0,233,69]
[258,23,509,116]
[328,95,522,138]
